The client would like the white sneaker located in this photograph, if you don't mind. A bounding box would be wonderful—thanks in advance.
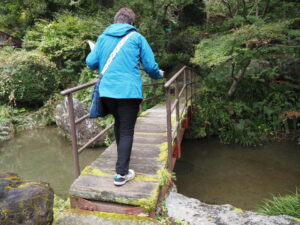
[114,169,135,186]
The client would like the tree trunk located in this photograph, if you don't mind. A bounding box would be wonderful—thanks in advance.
[262,0,270,18]
[228,60,251,97]
[255,0,259,17]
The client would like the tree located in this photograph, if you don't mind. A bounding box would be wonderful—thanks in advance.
[192,19,300,97]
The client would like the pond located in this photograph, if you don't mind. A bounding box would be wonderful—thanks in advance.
[174,138,300,210]
[1,128,299,209]
[0,127,104,199]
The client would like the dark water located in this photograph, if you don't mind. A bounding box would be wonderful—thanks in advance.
[0,127,104,198]
[174,138,300,210]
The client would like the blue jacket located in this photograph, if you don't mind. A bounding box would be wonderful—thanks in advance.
[86,23,163,99]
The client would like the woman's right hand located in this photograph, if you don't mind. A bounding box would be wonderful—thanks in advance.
[159,70,164,78]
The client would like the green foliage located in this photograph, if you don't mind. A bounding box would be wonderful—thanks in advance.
[74,67,99,105]
[257,190,300,218]
[0,105,13,122]
[203,0,300,24]
[0,0,70,37]
[188,0,300,146]
[0,49,58,106]
[192,19,296,68]
[53,195,70,222]
[23,12,107,88]
[186,64,300,146]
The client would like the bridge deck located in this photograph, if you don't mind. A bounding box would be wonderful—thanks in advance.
[69,103,189,216]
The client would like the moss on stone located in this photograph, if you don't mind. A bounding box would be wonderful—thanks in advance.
[233,208,244,213]
[81,165,159,182]
[65,209,157,222]
[137,169,172,213]
[81,166,113,177]
[290,217,300,222]
[135,175,159,182]
[157,169,172,188]
[157,142,168,162]
[138,186,160,213]
[135,132,167,136]
[53,195,70,222]
[18,181,43,189]
[139,111,148,117]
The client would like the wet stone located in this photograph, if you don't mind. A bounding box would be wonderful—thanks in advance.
[166,192,300,225]
[55,97,105,147]
[0,172,54,225]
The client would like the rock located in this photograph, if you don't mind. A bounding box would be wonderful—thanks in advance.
[166,192,300,225]
[54,209,160,225]
[55,97,105,147]
[0,121,14,143]
[0,172,54,225]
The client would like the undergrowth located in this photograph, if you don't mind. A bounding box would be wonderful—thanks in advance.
[257,190,300,218]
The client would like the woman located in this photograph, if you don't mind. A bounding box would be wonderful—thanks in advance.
[86,8,163,186]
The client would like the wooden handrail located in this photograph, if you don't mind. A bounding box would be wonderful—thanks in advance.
[61,78,165,177]
[61,80,97,96]
[164,66,186,88]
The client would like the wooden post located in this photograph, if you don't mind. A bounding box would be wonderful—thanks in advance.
[67,94,80,177]
[165,87,173,171]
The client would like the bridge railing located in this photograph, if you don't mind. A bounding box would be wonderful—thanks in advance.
[61,79,164,177]
[164,66,199,170]
[61,66,199,177]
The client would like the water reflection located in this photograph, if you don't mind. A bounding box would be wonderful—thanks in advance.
[0,127,104,198]
[174,138,300,210]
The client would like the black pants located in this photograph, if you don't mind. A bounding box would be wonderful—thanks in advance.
[102,97,141,175]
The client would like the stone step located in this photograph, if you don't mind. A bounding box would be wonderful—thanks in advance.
[70,175,160,205]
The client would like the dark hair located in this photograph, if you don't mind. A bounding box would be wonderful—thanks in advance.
[114,8,135,25]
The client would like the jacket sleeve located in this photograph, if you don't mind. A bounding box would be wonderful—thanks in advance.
[139,35,163,80]
[86,36,102,70]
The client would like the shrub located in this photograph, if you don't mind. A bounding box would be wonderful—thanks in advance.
[0,49,58,106]
[23,12,107,88]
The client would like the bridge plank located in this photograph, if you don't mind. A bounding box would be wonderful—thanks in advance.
[99,142,161,159]
[70,174,159,204]
[91,156,165,176]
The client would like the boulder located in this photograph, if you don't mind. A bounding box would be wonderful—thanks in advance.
[0,172,54,225]
[0,121,14,143]
[55,97,105,147]
[166,192,300,225]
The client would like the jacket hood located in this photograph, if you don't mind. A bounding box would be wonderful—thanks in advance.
[103,23,137,37]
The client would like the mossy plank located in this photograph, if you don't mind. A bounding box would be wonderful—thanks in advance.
[70,175,159,205]
[133,134,167,144]
[99,143,161,159]
[91,156,164,176]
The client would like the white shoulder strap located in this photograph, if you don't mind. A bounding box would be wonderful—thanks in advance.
[101,32,135,75]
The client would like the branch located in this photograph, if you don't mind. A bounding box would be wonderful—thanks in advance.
[255,0,260,17]
[262,0,271,18]
[240,0,250,23]
[221,0,234,18]
[268,44,300,48]
[231,63,236,78]
[228,60,251,97]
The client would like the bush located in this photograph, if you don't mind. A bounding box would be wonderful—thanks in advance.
[23,12,107,88]
[0,49,58,106]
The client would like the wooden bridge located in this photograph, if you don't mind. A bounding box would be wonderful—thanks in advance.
[61,66,199,217]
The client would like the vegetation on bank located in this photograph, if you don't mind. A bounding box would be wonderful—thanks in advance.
[185,0,300,146]
[257,190,300,219]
